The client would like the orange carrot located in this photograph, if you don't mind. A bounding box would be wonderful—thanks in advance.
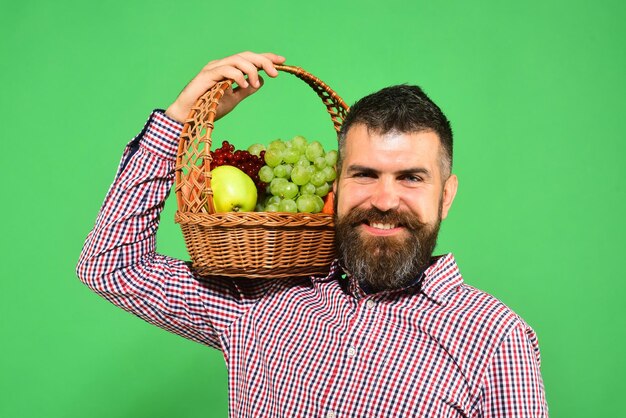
[322,191,334,214]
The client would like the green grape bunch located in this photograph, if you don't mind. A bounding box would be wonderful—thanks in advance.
[249,136,338,213]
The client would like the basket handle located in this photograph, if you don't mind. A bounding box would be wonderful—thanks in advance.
[175,65,349,214]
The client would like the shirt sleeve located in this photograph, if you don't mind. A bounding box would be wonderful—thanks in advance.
[76,110,275,350]
[475,322,549,417]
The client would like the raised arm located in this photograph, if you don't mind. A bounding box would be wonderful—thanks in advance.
[76,52,286,349]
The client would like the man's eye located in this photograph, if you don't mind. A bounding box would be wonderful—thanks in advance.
[402,175,423,183]
[353,172,374,178]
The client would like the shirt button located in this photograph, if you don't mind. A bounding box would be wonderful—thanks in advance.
[347,346,357,358]
[365,299,376,309]
[326,411,336,418]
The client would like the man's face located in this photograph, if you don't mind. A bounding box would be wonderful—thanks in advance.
[333,124,458,291]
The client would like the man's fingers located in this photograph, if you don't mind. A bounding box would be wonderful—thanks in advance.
[168,52,285,123]
[219,55,268,88]
[232,75,264,100]
[231,56,263,88]
[235,51,286,78]
[205,52,286,84]
[203,65,249,88]
[260,52,287,64]
[260,52,287,76]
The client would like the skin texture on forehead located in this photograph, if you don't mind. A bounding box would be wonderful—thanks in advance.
[351,128,443,176]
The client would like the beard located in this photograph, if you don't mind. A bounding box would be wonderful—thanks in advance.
[334,203,442,292]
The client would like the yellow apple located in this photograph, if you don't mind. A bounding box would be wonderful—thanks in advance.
[211,165,258,212]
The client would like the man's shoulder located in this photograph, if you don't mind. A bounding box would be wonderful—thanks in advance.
[422,281,538,389]
[451,282,530,329]
[425,254,531,335]
[447,283,533,347]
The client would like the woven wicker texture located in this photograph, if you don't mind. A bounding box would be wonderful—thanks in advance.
[174,65,349,278]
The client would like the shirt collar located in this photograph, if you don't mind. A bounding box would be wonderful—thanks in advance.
[417,253,464,304]
[312,253,463,304]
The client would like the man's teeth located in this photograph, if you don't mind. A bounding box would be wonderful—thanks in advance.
[370,222,396,230]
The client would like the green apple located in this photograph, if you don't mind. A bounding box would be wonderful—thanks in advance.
[211,165,257,212]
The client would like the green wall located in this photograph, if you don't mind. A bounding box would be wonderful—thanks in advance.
[1,0,624,417]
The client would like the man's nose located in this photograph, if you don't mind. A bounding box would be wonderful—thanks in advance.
[370,180,400,212]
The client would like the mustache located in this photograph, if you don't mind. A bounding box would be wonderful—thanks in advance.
[338,207,427,230]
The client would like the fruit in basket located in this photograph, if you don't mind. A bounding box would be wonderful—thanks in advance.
[211,140,267,196]
[322,191,334,214]
[305,141,324,161]
[211,165,257,212]
[264,149,282,168]
[255,136,337,213]
[247,143,266,157]
[296,195,317,213]
[279,198,298,213]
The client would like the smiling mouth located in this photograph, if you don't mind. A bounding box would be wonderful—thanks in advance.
[368,222,398,230]
[361,220,407,233]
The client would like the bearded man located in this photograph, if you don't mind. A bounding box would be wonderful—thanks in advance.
[77,51,548,417]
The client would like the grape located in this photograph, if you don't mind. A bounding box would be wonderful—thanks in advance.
[305,141,324,161]
[322,166,337,182]
[310,170,327,187]
[259,166,274,183]
[266,203,280,212]
[291,165,312,186]
[312,195,325,213]
[314,156,327,170]
[234,150,245,161]
[264,149,283,167]
[283,182,299,199]
[268,139,286,152]
[279,199,298,213]
[267,195,281,206]
[247,143,266,157]
[273,164,289,178]
[295,155,310,167]
[283,148,300,164]
[325,150,338,166]
[291,135,307,150]
[300,182,316,195]
[270,178,289,196]
[315,182,330,197]
[296,195,317,213]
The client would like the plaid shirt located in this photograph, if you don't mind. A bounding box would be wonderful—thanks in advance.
[77,110,548,417]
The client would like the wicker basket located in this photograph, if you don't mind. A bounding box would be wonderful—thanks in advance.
[174,65,349,278]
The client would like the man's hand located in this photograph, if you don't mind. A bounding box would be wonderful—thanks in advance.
[165,51,286,123]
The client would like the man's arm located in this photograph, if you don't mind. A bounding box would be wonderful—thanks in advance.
[76,52,287,349]
[475,322,549,417]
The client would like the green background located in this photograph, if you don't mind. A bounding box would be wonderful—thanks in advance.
[1,0,624,416]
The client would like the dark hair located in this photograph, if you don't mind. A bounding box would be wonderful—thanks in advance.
[337,84,453,177]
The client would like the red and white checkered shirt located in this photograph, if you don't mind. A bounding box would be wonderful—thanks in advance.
[77,110,548,417]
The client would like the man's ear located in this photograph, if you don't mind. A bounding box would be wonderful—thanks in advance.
[441,174,458,220]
